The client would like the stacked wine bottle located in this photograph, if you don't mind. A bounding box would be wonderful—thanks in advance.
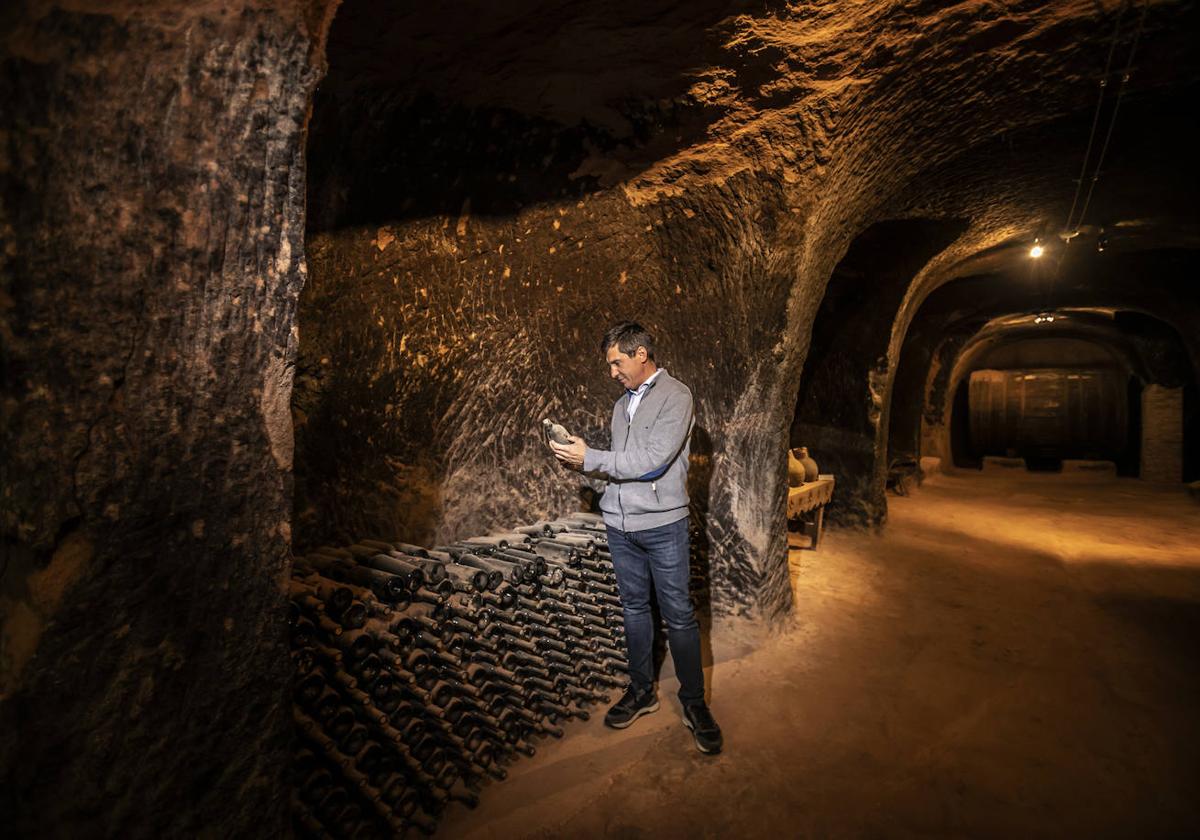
[288,511,629,838]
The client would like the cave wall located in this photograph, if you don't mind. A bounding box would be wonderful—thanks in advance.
[294,0,845,623]
[0,1,324,834]
[296,77,800,619]
[295,0,1200,621]
[3,0,1200,834]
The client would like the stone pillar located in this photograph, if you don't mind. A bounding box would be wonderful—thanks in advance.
[1141,385,1184,482]
[1,3,321,835]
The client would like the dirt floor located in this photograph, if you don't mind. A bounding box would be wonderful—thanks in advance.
[440,470,1200,838]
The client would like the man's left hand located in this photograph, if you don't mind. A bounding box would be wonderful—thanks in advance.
[550,437,586,470]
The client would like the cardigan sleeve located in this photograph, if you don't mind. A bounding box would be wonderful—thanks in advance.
[582,387,692,481]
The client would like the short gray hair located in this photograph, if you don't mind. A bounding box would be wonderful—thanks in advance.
[601,321,656,360]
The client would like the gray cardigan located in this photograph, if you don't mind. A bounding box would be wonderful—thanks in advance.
[583,369,693,532]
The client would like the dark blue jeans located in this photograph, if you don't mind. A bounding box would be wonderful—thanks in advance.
[606,517,705,705]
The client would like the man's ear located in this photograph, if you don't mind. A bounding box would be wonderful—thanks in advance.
[635,346,648,362]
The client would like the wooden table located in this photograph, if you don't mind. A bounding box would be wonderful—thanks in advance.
[787,475,835,550]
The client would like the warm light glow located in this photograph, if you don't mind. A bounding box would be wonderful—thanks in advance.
[1029,243,1045,258]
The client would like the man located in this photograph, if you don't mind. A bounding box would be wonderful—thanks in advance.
[550,321,723,754]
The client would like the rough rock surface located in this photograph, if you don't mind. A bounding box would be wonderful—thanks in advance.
[791,80,1200,517]
[1,1,321,834]
[2,0,1199,835]
[297,8,804,621]
[297,0,1200,616]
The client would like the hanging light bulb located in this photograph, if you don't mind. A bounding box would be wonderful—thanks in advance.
[1029,239,1045,259]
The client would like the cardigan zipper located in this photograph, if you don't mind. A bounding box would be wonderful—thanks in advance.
[618,413,630,531]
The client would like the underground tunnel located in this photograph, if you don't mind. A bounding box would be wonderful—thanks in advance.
[3,0,1200,837]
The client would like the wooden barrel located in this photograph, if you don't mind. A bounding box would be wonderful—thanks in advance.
[968,369,1128,460]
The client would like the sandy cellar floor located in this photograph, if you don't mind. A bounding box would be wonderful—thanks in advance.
[440,470,1200,838]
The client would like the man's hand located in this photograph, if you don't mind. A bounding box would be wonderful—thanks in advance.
[549,437,586,470]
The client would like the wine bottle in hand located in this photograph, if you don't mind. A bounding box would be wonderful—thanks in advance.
[542,418,573,445]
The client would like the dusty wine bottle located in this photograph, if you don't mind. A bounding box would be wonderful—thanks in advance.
[542,418,573,445]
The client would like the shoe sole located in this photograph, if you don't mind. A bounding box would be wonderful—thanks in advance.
[604,700,660,729]
[683,716,722,754]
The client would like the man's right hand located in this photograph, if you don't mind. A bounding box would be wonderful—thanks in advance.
[550,437,586,470]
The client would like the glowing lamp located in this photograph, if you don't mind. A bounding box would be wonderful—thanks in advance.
[1029,243,1045,258]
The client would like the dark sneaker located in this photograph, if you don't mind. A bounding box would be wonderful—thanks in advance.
[604,686,660,729]
[682,702,723,754]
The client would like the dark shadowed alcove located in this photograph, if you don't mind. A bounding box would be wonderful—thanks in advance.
[789,218,967,525]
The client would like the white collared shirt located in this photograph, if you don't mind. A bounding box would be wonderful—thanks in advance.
[625,368,663,422]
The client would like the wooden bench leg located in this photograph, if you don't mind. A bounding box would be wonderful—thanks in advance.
[811,505,825,550]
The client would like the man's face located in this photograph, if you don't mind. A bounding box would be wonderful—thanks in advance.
[606,344,652,390]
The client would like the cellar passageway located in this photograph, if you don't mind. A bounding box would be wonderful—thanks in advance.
[441,471,1200,838]
[6,0,1200,833]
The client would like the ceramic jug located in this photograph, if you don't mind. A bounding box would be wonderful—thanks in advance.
[796,447,819,482]
[787,448,807,486]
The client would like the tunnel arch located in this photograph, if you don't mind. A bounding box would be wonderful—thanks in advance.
[949,315,1153,389]
[883,236,1200,484]
[786,59,1200,529]
[942,316,1149,471]
[919,306,1198,479]
[788,218,967,525]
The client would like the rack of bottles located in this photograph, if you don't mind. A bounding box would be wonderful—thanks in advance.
[289,511,628,837]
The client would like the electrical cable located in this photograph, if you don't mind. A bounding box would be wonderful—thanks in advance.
[1063,4,1127,236]
[1074,0,1149,232]
[1046,1,1147,317]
